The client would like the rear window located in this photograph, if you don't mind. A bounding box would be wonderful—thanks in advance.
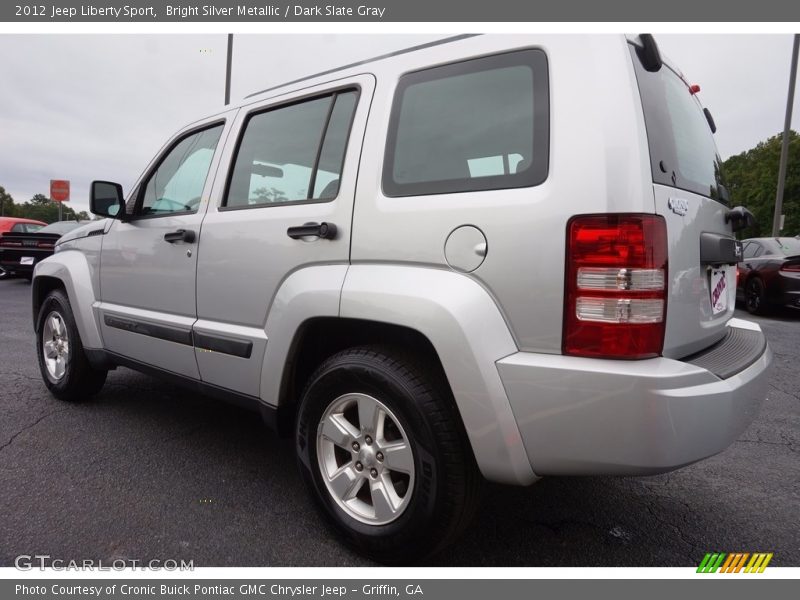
[38,222,82,234]
[383,49,549,197]
[629,45,726,203]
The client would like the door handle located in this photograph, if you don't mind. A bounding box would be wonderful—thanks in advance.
[286,222,337,240]
[164,229,196,243]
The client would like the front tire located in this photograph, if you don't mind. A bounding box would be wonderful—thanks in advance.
[295,346,481,563]
[36,289,107,401]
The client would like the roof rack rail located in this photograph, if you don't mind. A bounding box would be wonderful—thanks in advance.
[244,34,480,99]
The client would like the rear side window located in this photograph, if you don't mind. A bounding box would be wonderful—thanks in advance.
[629,45,726,203]
[383,49,549,197]
[225,90,358,208]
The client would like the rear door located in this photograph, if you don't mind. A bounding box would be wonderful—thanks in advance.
[630,45,738,358]
[193,75,373,397]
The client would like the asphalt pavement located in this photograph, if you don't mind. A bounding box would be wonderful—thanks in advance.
[1,277,798,567]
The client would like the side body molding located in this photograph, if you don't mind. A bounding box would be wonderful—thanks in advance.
[339,265,536,486]
[32,249,103,349]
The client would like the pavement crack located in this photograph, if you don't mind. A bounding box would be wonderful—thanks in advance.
[736,438,797,453]
[767,382,800,403]
[0,407,69,454]
[642,499,701,565]
[0,371,41,383]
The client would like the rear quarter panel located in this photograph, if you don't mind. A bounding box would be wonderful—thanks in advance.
[351,34,654,354]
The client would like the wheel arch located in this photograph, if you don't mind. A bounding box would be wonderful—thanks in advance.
[276,317,448,425]
[272,264,536,486]
[32,252,103,349]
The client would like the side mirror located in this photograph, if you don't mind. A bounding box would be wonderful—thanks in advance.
[90,181,126,219]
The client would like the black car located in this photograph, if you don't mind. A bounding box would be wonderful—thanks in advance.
[0,221,85,281]
[736,237,800,314]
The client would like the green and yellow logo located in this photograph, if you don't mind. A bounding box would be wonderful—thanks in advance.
[697,552,773,573]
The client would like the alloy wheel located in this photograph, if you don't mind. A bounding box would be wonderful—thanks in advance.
[316,393,415,525]
[42,311,70,380]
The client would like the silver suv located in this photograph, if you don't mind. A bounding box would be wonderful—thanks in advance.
[32,34,771,562]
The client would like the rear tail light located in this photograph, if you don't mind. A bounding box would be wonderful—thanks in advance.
[0,240,22,247]
[564,214,668,359]
[37,242,54,249]
[780,263,800,272]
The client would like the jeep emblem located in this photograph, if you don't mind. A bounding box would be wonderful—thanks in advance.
[668,197,689,216]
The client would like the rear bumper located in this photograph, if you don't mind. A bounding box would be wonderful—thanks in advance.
[0,249,44,275]
[0,262,34,275]
[773,273,800,307]
[497,318,771,476]
[767,271,800,306]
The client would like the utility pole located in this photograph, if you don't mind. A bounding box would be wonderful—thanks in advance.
[225,34,233,105]
[772,34,800,237]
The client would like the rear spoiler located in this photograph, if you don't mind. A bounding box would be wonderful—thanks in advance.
[0,232,62,241]
[632,34,663,72]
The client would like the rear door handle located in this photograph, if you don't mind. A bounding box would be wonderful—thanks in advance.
[286,222,337,240]
[164,229,196,243]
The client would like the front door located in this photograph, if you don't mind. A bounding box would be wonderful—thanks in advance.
[99,119,229,378]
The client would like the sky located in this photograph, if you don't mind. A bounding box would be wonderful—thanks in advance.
[1,33,798,214]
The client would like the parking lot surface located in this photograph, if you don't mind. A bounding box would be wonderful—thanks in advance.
[1,277,798,566]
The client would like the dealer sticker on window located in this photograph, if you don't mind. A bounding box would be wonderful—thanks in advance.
[20,257,34,265]
[709,268,729,315]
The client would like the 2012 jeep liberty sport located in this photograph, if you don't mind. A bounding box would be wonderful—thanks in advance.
[32,34,772,562]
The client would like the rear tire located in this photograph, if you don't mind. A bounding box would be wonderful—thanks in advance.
[36,289,107,401]
[745,277,768,315]
[295,346,482,564]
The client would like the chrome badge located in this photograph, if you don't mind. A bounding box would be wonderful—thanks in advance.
[668,197,689,216]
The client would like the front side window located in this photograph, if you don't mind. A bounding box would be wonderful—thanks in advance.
[225,90,358,208]
[383,49,549,197]
[138,124,224,217]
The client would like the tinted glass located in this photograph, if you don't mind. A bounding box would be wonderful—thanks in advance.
[629,45,726,202]
[225,91,357,208]
[313,92,357,199]
[771,237,800,255]
[742,242,757,259]
[38,221,82,234]
[140,124,223,216]
[383,49,549,197]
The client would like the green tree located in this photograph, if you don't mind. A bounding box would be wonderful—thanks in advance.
[0,186,16,217]
[7,193,86,224]
[723,130,800,237]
